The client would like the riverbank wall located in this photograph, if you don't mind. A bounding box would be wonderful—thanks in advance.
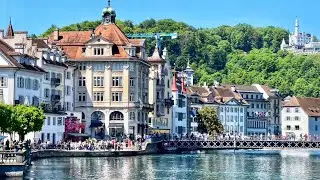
[32,142,161,160]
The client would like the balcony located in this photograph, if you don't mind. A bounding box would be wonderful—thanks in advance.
[51,78,61,87]
[51,95,61,102]
[42,104,65,114]
[145,103,154,111]
[164,98,174,107]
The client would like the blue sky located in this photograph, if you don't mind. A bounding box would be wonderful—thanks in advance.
[0,0,319,36]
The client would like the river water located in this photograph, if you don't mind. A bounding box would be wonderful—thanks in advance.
[18,150,320,180]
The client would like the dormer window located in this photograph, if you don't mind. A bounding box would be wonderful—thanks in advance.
[50,53,55,61]
[94,48,104,56]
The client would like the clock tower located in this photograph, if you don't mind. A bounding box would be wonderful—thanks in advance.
[102,0,116,24]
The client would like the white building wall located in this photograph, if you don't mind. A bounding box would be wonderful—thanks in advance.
[281,107,309,137]
[172,92,188,135]
[220,104,246,136]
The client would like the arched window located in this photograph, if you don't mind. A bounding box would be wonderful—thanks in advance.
[112,45,120,55]
[91,111,105,121]
[110,111,124,121]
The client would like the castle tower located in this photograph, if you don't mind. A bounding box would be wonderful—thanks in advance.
[184,60,194,86]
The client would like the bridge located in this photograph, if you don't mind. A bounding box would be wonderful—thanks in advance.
[161,140,320,151]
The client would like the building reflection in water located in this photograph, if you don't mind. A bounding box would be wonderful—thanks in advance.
[23,150,320,180]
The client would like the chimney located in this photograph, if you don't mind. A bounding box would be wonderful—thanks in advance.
[0,30,4,39]
[89,27,95,39]
[53,28,59,41]
[231,86,236,92]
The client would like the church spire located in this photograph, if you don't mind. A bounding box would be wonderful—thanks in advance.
[108,0,111,6]
[6,17,14,37]
[295,17,299,35]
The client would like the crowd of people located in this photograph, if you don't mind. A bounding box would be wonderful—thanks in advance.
[1,133,320,152]
[34,138,144,151]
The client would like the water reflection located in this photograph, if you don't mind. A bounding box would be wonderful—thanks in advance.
[20,150,320,180]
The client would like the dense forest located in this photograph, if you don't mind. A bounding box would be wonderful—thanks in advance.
[41,19,320,98]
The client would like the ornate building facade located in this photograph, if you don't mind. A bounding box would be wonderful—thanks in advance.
[48,2,152,139]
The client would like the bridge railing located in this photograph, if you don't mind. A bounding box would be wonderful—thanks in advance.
[0,151,26,165]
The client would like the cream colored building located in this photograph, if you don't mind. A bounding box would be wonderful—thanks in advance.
[148,46,173,134]
[281,96,320,138]
[48,2,152,139]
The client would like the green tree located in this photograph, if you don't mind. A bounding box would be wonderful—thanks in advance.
[0,103,13,134]
[11,105,45,141]
[198,107,223,138]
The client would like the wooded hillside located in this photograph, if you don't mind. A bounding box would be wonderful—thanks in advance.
[41,19,320,97]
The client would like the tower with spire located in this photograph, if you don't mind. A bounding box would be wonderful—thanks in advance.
[102,0,116,24]
[184,60,194,86]
[280,18,320,54]
[5,18,14,37]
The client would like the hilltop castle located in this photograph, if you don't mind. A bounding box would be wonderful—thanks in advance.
[281,18,320,54]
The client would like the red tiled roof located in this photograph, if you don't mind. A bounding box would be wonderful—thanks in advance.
[283,96,320,116]
[48,23,144,61]
[95,23,130,46]
[129,39,145,46]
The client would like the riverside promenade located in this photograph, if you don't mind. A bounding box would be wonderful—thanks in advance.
[0,150,30,177]
[31,142,160,160]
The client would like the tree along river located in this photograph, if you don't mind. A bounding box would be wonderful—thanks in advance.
[17,150,320,180]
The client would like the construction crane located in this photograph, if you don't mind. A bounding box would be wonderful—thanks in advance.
[126,33,178,50]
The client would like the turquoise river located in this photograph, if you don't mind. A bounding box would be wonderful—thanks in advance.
[12,150,320,180]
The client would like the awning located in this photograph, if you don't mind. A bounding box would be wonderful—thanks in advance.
[90,120,103,127]
[68,133,90,137]
[108,123,124,129]
[150,129,170,134]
